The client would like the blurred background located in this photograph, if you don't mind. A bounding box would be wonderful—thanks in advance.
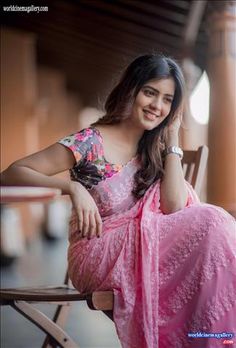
[1,0,236,347]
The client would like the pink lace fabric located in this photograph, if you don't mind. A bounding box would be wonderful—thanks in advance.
[68,159,236,348]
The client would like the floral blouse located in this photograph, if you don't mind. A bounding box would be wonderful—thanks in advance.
[58,127,125,189]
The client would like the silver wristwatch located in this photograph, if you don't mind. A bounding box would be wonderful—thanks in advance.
[164,146,183,160]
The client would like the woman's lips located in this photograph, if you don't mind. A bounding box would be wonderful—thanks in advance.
[143,110,159,121]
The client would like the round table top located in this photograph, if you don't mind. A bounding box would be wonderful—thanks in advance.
[0,186,61,204]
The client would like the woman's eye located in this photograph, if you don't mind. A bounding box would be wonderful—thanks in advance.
[165,98,173,103]
[143,89,155,97]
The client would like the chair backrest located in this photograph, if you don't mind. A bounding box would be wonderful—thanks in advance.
[182,145,209,196]
[64,145,209,287]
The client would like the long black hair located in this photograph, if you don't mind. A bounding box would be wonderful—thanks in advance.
[93,53,186,198]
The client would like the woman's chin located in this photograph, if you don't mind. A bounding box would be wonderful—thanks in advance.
[142,121,160,131]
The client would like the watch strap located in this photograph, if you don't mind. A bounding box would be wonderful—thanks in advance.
[164,146,183,160]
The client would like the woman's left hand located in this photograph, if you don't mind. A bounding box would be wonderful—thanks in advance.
[164,110,183,146]
[167,109,183,134]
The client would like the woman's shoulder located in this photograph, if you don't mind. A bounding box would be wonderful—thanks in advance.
[67,127,101,142]
[58,127,102,150]
[83,126,103,144]
[79,126,99,136]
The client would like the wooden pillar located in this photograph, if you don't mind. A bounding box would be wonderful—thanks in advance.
[37,67,82,148]
[206,1,236,216]
[37,67,68,148]
[0,28,37,170]
[0,28,42,245]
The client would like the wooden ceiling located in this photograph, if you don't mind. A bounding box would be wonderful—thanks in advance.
[2,0,210,105]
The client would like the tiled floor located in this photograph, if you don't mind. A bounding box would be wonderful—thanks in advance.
[1,234,121,348]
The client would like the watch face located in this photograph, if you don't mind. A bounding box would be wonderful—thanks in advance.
[165,146,183,159]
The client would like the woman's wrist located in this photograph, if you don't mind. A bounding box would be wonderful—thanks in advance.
[166,130,179,147]
[69,180,79,195]
[69,180,85,196]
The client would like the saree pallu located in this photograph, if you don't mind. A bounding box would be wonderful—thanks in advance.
[68,159,236,348]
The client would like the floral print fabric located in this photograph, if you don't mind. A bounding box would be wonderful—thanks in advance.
[58,127,123,189]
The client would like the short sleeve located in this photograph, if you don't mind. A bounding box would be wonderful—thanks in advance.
[58,128,93,164]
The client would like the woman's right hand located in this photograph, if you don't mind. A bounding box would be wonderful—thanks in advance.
[69,181,102,239]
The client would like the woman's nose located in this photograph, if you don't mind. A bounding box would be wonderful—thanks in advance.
[150,96,162,110]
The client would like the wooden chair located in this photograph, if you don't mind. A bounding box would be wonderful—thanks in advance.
[0,145,208,348]
[181,145,208,196]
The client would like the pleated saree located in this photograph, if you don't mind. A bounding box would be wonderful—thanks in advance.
[59,128,236,348]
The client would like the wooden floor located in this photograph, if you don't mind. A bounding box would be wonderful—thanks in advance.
[1,234,121,348]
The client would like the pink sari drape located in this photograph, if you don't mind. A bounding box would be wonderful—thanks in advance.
[68,159,236,348]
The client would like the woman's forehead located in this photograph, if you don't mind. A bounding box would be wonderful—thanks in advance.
[143,77,175,94]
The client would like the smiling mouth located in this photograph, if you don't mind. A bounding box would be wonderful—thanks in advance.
[143,109,160,118]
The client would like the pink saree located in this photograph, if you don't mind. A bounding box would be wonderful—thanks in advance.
[68,158,236,348]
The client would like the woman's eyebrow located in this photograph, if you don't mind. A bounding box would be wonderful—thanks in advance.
[143,85,174,98]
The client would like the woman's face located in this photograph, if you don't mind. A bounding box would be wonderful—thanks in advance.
[130,77,175,131]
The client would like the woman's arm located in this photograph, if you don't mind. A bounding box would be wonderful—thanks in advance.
[1,143,76,194]
[160,115,188,214]
[1,143,102,239]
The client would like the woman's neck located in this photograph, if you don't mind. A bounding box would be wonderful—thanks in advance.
[108,121,144,146]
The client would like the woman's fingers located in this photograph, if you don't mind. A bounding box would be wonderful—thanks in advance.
[177,111,183,122]
[82,210,89,238]
[88,212,96,240]
[95,211,103,238]
[77,210,83,235]
[77,207,102,240]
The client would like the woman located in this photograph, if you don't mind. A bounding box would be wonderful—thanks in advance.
[1,54,236,348]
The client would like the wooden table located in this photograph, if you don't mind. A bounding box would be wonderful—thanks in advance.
[0,186,61,265]
[1,186,61,204]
